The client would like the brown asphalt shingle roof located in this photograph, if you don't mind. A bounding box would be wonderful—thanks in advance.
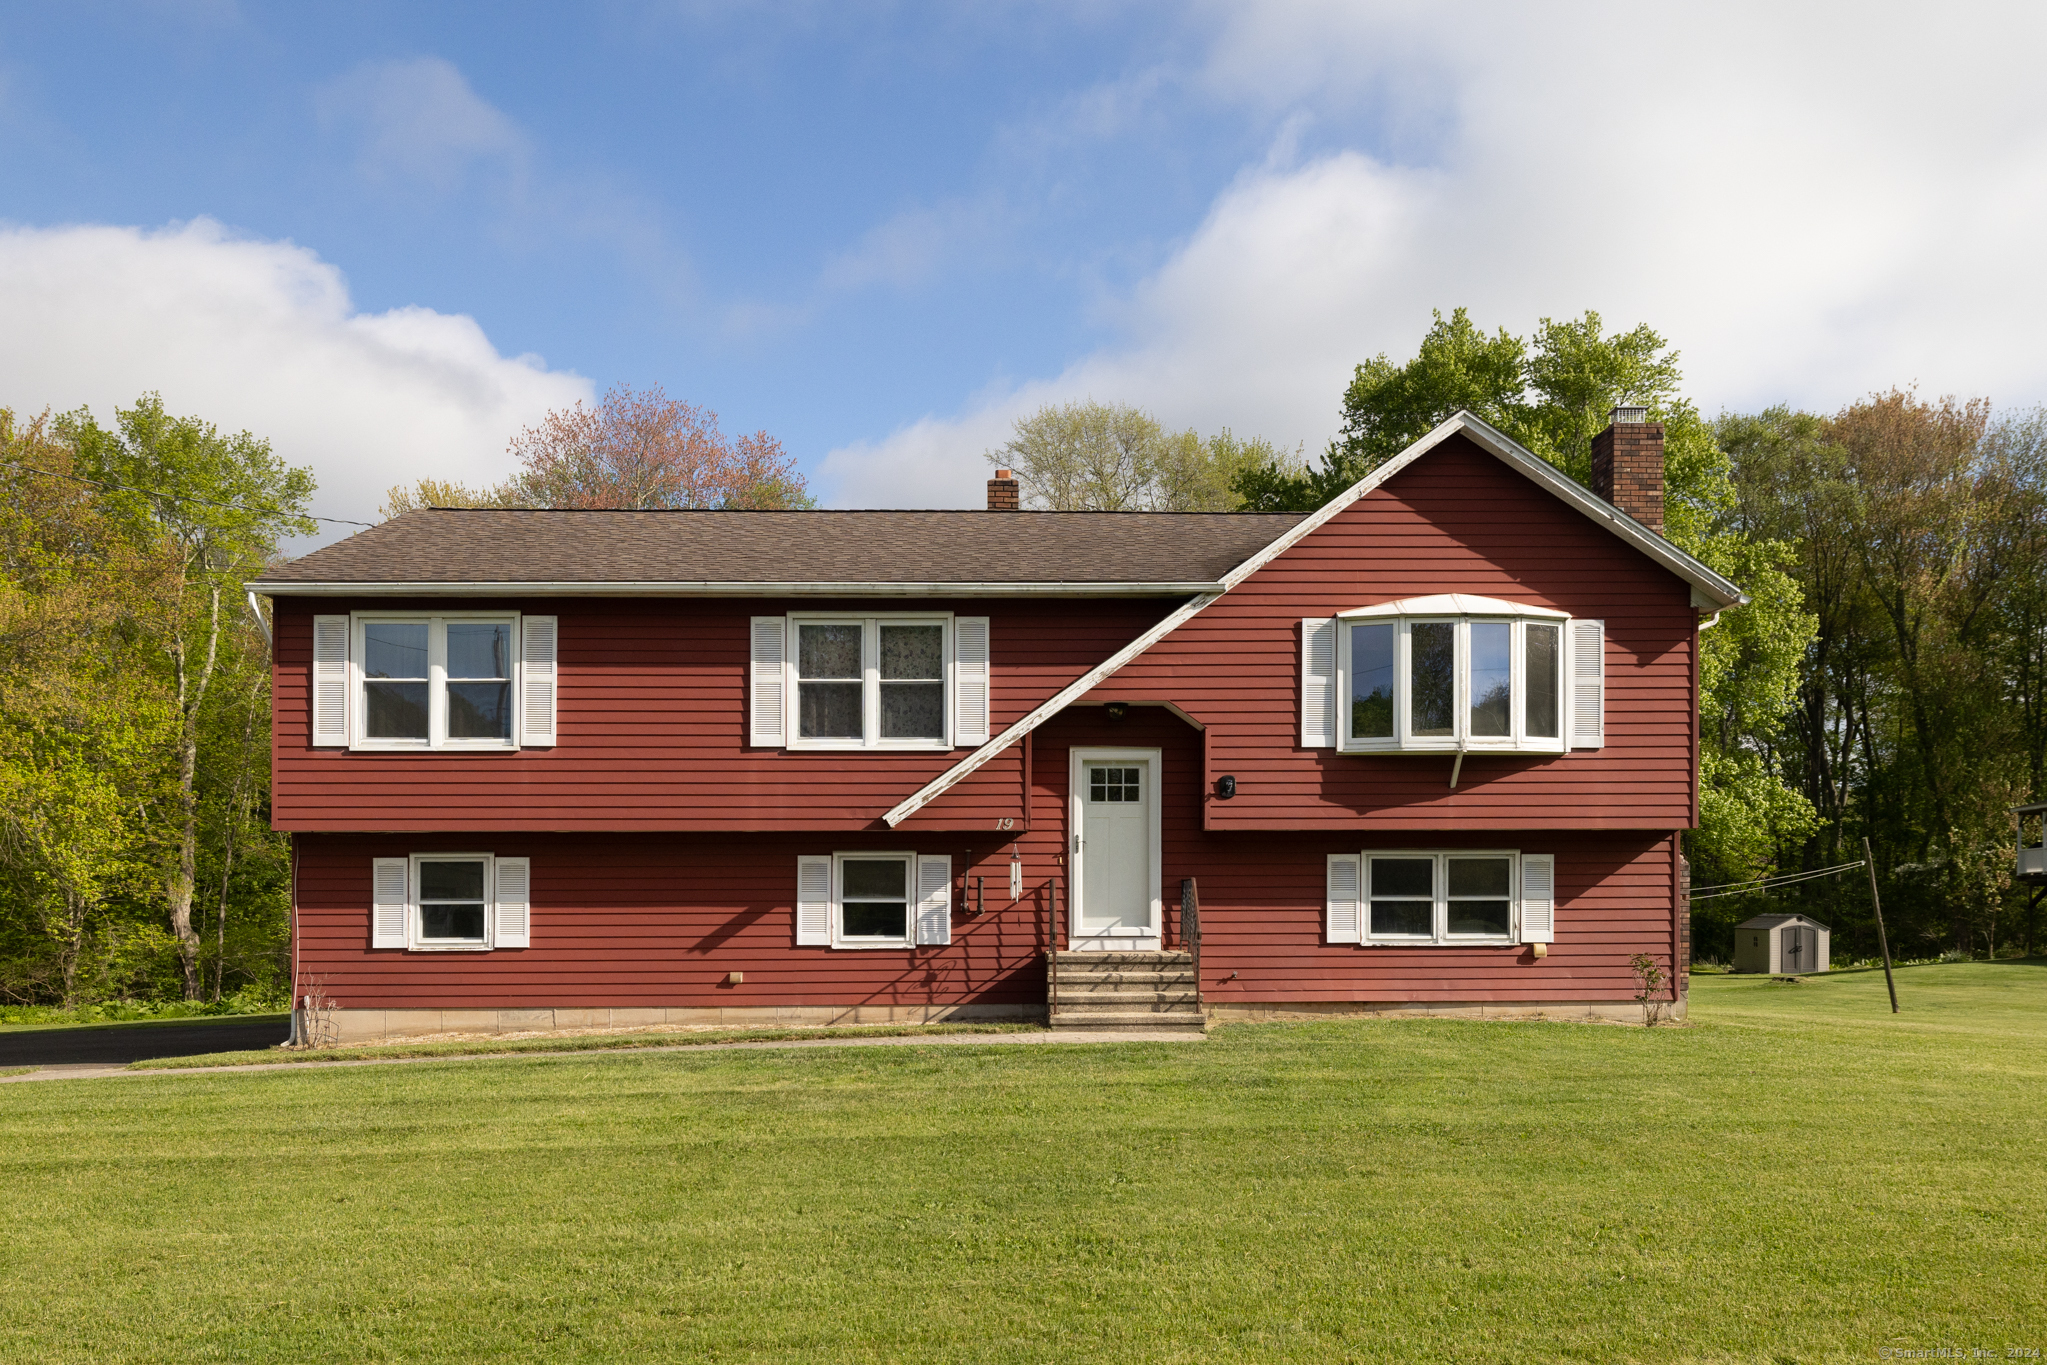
[254,508,1308,589]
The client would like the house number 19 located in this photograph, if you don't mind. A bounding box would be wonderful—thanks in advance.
[994,817,1015,830]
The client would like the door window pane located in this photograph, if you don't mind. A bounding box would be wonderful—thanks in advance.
[1369,857,1434,936]
[1350,622,1395,739]
[840,858,908,939]
[1470,622,1512,737]
[1088,767,1141,802]
[1525,623,1560,739]
[418,860,487,942]
[798,624,863,739]
[1409,623,1455,737]
[1446,857,1512,936]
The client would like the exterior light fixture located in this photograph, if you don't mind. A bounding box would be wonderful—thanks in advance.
[1104,702,1128,721]
[1215,774,1237,800]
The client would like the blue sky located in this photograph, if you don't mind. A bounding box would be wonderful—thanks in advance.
[3,2,2042,540]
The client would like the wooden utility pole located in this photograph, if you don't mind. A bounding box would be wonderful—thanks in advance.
[1863,836,1899,1013]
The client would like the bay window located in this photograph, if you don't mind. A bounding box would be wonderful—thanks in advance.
[1336,598,1574,753]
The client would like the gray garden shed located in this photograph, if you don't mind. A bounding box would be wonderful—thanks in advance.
[1734,913,1831,974]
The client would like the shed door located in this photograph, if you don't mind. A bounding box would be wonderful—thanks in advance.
[1782,926,1808,973]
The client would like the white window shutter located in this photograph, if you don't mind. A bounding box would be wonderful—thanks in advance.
[953,617,990,746]
[1570,619,1605,749]
[1520,853,1555,944]
[312,615,350,746]
[494,857,531,948]
[796,855,831,945]
[1301,617,1337,748]
[751,616,788,747]
[916,854,953,946]
[1325,853,1362,944]
[372,857,409,949]
[519,616,558,748]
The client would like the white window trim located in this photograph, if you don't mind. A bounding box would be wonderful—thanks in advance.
[785,613,954,752]
[349,610,524,753]
[407,851,498,952]
[1336,614,1570,756]
[1361,849,1524,946]
[830,850,919,949]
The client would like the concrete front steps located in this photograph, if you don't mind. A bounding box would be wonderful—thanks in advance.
[1048,950,1205,1033]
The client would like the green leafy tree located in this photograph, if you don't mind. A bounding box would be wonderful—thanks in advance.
[59,395,315,1000]
[1236,309,1526,511]
[988,401,1301,511]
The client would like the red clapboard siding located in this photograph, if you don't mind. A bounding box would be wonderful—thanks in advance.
[1090,434,1701,830]
[299,702,1680,1010]
[272,596,1173,833]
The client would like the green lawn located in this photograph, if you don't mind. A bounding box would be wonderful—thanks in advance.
[2,963,2042,1363]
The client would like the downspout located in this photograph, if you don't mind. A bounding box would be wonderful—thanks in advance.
[245,589,272,647]
[247,586,294,1045]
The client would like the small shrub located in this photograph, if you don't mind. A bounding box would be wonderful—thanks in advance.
[1630,952,1669,1026]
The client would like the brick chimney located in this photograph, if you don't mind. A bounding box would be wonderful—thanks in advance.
[986,468,1020,511]
[1590,406,1664,531]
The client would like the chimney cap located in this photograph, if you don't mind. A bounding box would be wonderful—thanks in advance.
[1610,405,1648,424]
[994,468,1013,480]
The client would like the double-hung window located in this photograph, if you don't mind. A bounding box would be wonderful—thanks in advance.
[793,851,956,948]
[358,616,516,748]
[1305,595,1597,754]
[1324,849,1552,946]
[796,617,947,747]
[315,611,556,751]
[751,613,990,751]
[370,852,531,951]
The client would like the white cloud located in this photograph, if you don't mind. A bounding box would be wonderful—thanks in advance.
[0,218,592,546]
[821,0,2047,507]
[316,56,527,193]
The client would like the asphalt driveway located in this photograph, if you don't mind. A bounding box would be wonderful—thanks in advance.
[0,1015,290,1068]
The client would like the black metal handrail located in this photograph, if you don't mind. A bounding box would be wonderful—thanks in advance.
[1047,875,1063,1017]
[1181,877,1201,1001]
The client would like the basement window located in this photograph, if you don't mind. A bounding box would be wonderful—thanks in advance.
[1367,852,1518,944]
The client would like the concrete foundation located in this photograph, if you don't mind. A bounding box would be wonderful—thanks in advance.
[319,1002,1044,1045]
[1205,998,1684,1025]
[312,995,1684,1043]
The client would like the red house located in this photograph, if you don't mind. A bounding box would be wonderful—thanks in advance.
[253,410,1742,1041]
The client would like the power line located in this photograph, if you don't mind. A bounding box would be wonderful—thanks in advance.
[0,458,374,528]
[1690,860,1867,902]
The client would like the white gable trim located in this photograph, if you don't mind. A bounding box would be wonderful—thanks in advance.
[881,410,1746,828]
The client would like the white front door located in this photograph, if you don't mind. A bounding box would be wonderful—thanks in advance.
[1071,748,1161,949]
